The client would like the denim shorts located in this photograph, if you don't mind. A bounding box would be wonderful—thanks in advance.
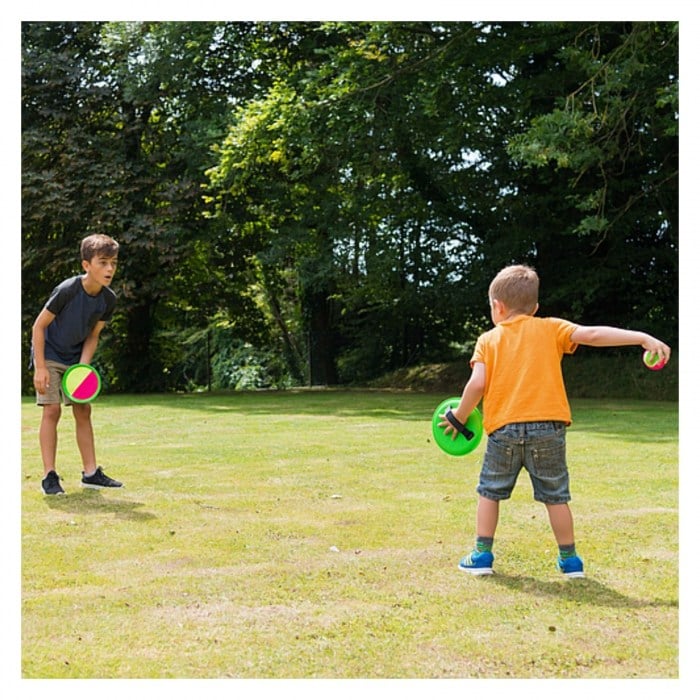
[477,421,570,504]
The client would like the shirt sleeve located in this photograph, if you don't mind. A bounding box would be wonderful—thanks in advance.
[470,333,487,367]
[45,277,80,316]
[100,288,117,322]
[553,318,579,355]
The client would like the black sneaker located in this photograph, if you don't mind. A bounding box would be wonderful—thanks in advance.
[41,470,65,495]
[81,466,123,489]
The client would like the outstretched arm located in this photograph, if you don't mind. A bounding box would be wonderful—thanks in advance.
[571,325,671,363]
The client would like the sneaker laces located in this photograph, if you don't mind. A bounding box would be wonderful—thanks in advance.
[465,551,481,565]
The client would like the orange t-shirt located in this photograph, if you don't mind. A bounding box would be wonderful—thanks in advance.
[471,315,579,434]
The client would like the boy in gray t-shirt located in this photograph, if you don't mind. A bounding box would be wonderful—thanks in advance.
[31,234,123,495]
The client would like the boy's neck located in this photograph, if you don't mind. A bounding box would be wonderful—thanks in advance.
[491,298,538,324]
[81,274,103,296]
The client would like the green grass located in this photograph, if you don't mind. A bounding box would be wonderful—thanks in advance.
[21,392,678,679]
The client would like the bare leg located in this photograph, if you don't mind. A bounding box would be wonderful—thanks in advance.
[459,496,499,573]
[72,403,97,474]
[476,495,500,538]
[39,404,61,476]
[545,502,575,545]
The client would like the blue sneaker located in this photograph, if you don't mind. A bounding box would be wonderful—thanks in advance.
[458,550,494,575]
[557,555,584,578]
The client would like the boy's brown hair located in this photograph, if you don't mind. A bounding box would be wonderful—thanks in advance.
[489,264,539,314]
[80,234,119,262]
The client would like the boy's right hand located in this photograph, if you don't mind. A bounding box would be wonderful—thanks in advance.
[438,413,458,440]
[34,368,50,394]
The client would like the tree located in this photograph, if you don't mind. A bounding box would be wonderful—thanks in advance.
[505,22,678,340]
[23,22,678,393]
[22,21,275,391]
[22,22,125,387]
[206,22,501,383]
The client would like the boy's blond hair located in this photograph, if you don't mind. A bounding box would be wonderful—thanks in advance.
[489,264,539,314]
[80,234,119,262]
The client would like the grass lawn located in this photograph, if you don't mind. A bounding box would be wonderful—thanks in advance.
[20,391,679,681]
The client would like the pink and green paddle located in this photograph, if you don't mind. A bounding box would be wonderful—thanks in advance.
[61,364,102,403]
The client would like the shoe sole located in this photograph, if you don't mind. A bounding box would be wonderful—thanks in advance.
[41,489,65,496]
[562,571,585,578]
[458,564,493,576]
[81,482,122,489]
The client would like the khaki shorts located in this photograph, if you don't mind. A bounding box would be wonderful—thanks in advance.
[36,360,76,406]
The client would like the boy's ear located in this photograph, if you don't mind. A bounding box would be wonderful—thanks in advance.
[81,259,90,272]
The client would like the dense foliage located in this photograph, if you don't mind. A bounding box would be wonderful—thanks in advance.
[22,21,678,392]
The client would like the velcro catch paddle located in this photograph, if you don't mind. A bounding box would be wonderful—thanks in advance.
[61,364,102,403]
[431,397,483,457]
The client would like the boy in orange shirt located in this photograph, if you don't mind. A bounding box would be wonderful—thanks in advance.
[440,264,671,577]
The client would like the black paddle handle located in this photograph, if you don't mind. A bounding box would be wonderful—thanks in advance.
[445,408,475,441]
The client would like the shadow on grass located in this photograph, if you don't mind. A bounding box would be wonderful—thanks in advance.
[43,489,157,521]
[491,572,677,609]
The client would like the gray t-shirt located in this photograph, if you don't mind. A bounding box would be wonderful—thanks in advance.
[40,275,117,365]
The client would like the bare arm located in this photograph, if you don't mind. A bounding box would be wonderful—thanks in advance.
[79,321,106,365]
[439,362,486,438]
[31,308,56,394]
[570,325,671,363]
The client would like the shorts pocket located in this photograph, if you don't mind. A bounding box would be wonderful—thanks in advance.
[529,440,566,477]
[483,438,515,474]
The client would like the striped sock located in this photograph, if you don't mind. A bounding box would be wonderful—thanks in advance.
[558,543,576,559]
[476,536,494,553]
